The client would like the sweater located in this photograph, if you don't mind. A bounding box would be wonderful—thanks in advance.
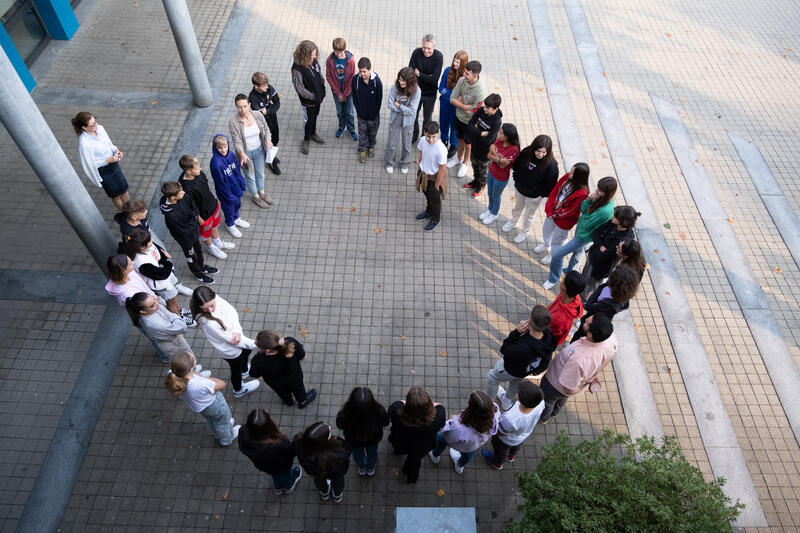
[466,108,503,160]
[248,84,281,116]
[544,174,589,230]
[209,134,246,205]
[386,84,421,128]
[139,304,187,341]
[293,435,351,479]
[408,48,443,97]
[113,212,150,239]
[179,171,218,219]
[105,271,155,307]
[548,294,584,346]
[238,434,295,475]
[587,222,635,280]
[351,71,383,120]
[291,60,326,107]
[228,111,271,157]
[388,402,446,456]
[195,295,256,358]
[325,50,356,98]
[575,198,615,243]
[512,154,559,198]
[248,337,306,387]
[133,243,175,291]
[449,76,487,123]
[441,408,500,453]
[159,194,200,250]
[335,405,390,448]
[500,328,558,377]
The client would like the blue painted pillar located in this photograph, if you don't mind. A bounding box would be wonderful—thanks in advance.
[33,0,79,40]
[0,24,35,91]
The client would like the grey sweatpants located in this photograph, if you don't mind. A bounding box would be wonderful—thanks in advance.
[384,117,413,168]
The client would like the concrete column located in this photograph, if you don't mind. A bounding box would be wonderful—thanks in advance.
[162,0,213,108]
[0,47,117,272]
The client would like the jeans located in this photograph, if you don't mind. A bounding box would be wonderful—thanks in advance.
[352,444,379,470]
[485,358,523,404]
[224,348,251,392]
[199,391,235,445]
[488,434,522,466]
[272,466,297,490]
[242,145,266,195]
[539,374,569,423]
[334,94,355,134]
[547,235,589,284]
[431,430,476,468]
[137,326,169,362]
[486,171,509,215]
[438,99,458,148]
[412,93,436,141]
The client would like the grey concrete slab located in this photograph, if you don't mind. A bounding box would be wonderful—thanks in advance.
[33,87,193,110]
[0,269,110,305]
[396,507,477,533]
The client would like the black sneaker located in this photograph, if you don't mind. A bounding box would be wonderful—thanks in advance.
[298,388,317,409]
[201,265,219,274]
[270,162,282,175]
[415,212,430,221]
[273,156,281,164]
[194,274,215,284]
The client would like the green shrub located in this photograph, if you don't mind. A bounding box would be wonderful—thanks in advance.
[506,430,743,532]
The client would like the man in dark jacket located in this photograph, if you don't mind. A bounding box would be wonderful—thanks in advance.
[486,305,558,410]
[408,34,443,143]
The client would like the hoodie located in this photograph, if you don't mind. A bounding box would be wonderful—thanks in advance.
[587,221,635,280]
[238,432,295,475]
[113,212,150,238]
[500,327,558,378]
[512,154,559,199]
[351,70,383,120]
[209,134,246,205]
[548,294,584,346]
[466,107,502,160]
[325,50,356,98]
[159,193,199,250]
[544,174,590,230]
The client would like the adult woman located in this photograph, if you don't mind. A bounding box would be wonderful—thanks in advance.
[336,387,389,476]
[543,175,618,290]
[72,111,130,210]
[125,292,192,362]
[238,408,302,495]
[503,134,559,243]
[387,386,446,483]
[291,40,327,155]
[538,163,590,263]
[293,422,351,504]
[480,123,520,225]
[582,206,641,298]
[229,94,274,209]
[384,67,421,175]
[438,50,468,161]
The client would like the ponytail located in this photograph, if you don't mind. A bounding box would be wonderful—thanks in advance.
[124,292,150,327]
[256,330,295,358]
[164,350,193,396]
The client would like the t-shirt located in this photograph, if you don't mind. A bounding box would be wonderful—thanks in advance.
[417,137,448,175]
[488,142,520,181]
[546,334,618,396]
[335,56,346,90]
[497,400,545,446]
[179,375,216,412]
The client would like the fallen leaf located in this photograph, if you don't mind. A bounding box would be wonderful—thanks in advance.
[666,33,672,37]
[653,249,660,254]
[465,248,471,254]
[668,367,674,375]
[678,232,686,239]
[151,100,157,105]
[663,223,671,229]
[634,324,641,330]
[401,335,407,340]
[510,196,515,202]
[222,493,228,500]
[336,206,342,211]
[350,206,356,213]
[727,218,734,225]
[591,160,598,165]
[377,284,382,288]
[603,71,607,77]
[378,341,384,347]
[437,489,446,497]
[665,291,671,295]
[243,307,250,312]
[774,267,782,273]
[495,86,501,90]
[214,515,220,520]
[374,227,384,235]
[512,37,519,41]
[536,87,545,92]
[365,213,370,216]
[600,141,607,147]
[440,350,447,357]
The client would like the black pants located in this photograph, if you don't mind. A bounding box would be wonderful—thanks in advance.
[422,175,443,222]
[303,105,320,140]
[412,93,436,142]
[181,238,206,277]
[470,156,490,191]
[265,113,279,146]
[357,116,380,152]
[539,374,569,422]
[313,474,345,496]
[268,370,307,404]
[224,348,251,391]
[489,434,521,466]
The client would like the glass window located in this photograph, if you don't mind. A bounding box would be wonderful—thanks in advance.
[2,0,48,64]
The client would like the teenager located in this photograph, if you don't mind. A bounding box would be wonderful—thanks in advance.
[481,379,545,469]
[125,292,191,362]
[388,386,446,483]
[292,40,326,155]
[547,270,586,347]
[438,50,469,161]
[248,330,318,408]
[384,67,421,175]
[326,37,358,140]
[352,57,383,163]
[238,408,302,495]
[449,60,487,178]
[463,93,502,197]
[209,135,249,239]
[537,163,591,264]
[414,121,448,232]
[294,422,351,504]
[570,265,640,343]
[248,71,282,175]
[582,206,641,298]
[480,123,520,224]
[336,387,389,476]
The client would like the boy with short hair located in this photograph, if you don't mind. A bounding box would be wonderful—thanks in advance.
[325,37,357,140]
[115,199,150,238]
[351,57,383,163]
[449,60,487,177]
[248,72,282,175]
[159,181,218,284]
[548,271,585,347]
[464,93,502,197]
[414,121,448,232]
[480,379,544,469]
[178,154,235,260]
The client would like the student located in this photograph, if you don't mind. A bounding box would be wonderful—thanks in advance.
[72,111,130,210]
[160,182,219,284]
[387,386,446,483]
[293,422,351,504]
[125,292,194,363]
[164,350,239,446]
[582,206,641,298]
[548,270,586,347]
[351,57,383,163]
[336,387,389,476]
[114,199,150,239]
[291,40,327,155]
[325,37,357,141]
[248,71,282,175]
[414,121,448,232]
[617,239,646,280]
[178,154,235,260]
[486,305,557,410]
[537,163,591,265]
[408,34,443,143]
[503,134,559,243]
[449,60,487,178]
[481,379,545,469]
[463,93,502,196]
[248,330,318,409]
[570,265,640,343]
[190,286,260,398]
[543,176,618,290]
[209,134,249,239]
[439,50,469,161]
[480,123,520,223]
[238,408,302,495]
[229,94,274,209]
[428,391,500,473]
[384,67,421,175]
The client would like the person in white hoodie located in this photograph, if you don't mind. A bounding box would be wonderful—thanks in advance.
[190,286,260,398]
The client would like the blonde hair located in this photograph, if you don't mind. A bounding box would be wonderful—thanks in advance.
[164,351,193,396]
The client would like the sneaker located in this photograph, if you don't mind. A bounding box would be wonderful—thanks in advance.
[300,139,310,154]
[449,448,465,474]
[541,254,552,265]
[335,128,344,138]
[273,486,284,495]
[415,211,431,221]
[400,167,409,174]
[298,388,317,409]
[481,449,503,470]
[479,209,491,220]
[502,220,516,233]
[542,279,558,290]
[507,455,516,463]
[457,162,469,178]
[386,165,394,174]
[273,157,281,164]
[366,467,376,477]
[320,479,331,500]
[367,146,375,158]
[472,189,483,198]
[230,417,235,425]
[534,243,550,254]
[218,240,235,250]
[227,225,242,238]
[252,195,269,208]
[285,466,302,494]
[358,467,367,476]
[463,182,474,190]
[201,265,219,274]
[269,161,281,175]
[359,151,367,164]
[446,157,460,168]
[174,283,193,296]
[184,315,197,328]
[233,380,260,398]
[310,134,325,144]
[231,424,241,441]
[241,365,250,380]
[234,218,250,228]
[428,450,440,464]
[447,144,458,159]
[331,491,343,504]
[482,213,498,225]
[258,191,274,206]
[198,370,211,378]
[194,274,214,284]
[349,131,358,141]
[207,244,227,259]
[424,220,440,232]
[181,308,193,318]
[514,230,530,243]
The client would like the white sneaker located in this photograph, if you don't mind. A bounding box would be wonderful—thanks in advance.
[234,218,250,228]
[514,230,530,243]
[227,225,242,238]
[400,167,409,174]
[482,214,498,225]
[386,165,394,174]
[233,380,260,398]
[183,315,197,328]
[194,364,203,372]
[232,424,241,440]
[230,417,235,425]
[457,162,468,178]
[207,244,227,259]
[541,254,552,265]
[543,279,558,290]
[502,220,516,233]
[449,448,465,474]
[479,209,491,220]
[428,450,440,464]
[174,283,193,296]
[534,243,550,254]
[446,156,460,168]
[219,241,235,250]
[198,370,211,378]
[241,364,250,380]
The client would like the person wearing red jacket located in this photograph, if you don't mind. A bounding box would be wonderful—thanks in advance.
[547,270,585,346]
[537,162,590,264]
[325,37,358,140]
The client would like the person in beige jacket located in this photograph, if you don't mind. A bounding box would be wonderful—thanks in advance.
[229,93,274,209]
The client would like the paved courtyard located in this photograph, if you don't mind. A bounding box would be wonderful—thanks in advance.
[2,0,800,531]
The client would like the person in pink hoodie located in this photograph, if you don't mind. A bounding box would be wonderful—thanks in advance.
[547,270,585,347]
[325,37,357,140]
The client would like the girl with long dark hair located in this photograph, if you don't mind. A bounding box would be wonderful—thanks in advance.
[238,408,302,495]
[384,67,421,174]
[582,206,641,298]
[387,386,446,483]
[336,387,389,476]
[293,422,351,503]
[480,123,521,225]
[538,163,591,263]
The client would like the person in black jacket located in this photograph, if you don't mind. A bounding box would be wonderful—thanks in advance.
[463,93,502,196]
[249,71,282,174]
[387,386,446,483]
[503,134,560,243]
[294,422,351,503]
[336,387,389,477]
[159,181,218,284]
[486,305,558,410]
[582,206,641,299]
[571,265,640,343]
[249,331,317,409]
[238,408,302,495]
[408,34,443,143]
[291,40,326,155]
[352,57,383,163]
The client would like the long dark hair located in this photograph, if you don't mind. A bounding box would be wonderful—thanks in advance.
[398,386,436,427]
[255,330,295,358]
[124,292,151,327]
[294,422,344,476]
[620,240,646,279]
[499,123,520,148]
[190,286,226,329]
[520,134,554,169]
[337,387,387,443]
[71,111,93,136]
[568,162,591,190]
[608,265,640,303]
[395,67,418,97]
[242,408,286,445]
[459,391,497,434]
[124,228,152,259]
[614,205,641,229]
[585,176,617,214]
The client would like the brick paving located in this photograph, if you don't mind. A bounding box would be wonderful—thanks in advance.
[0,0,799,531]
